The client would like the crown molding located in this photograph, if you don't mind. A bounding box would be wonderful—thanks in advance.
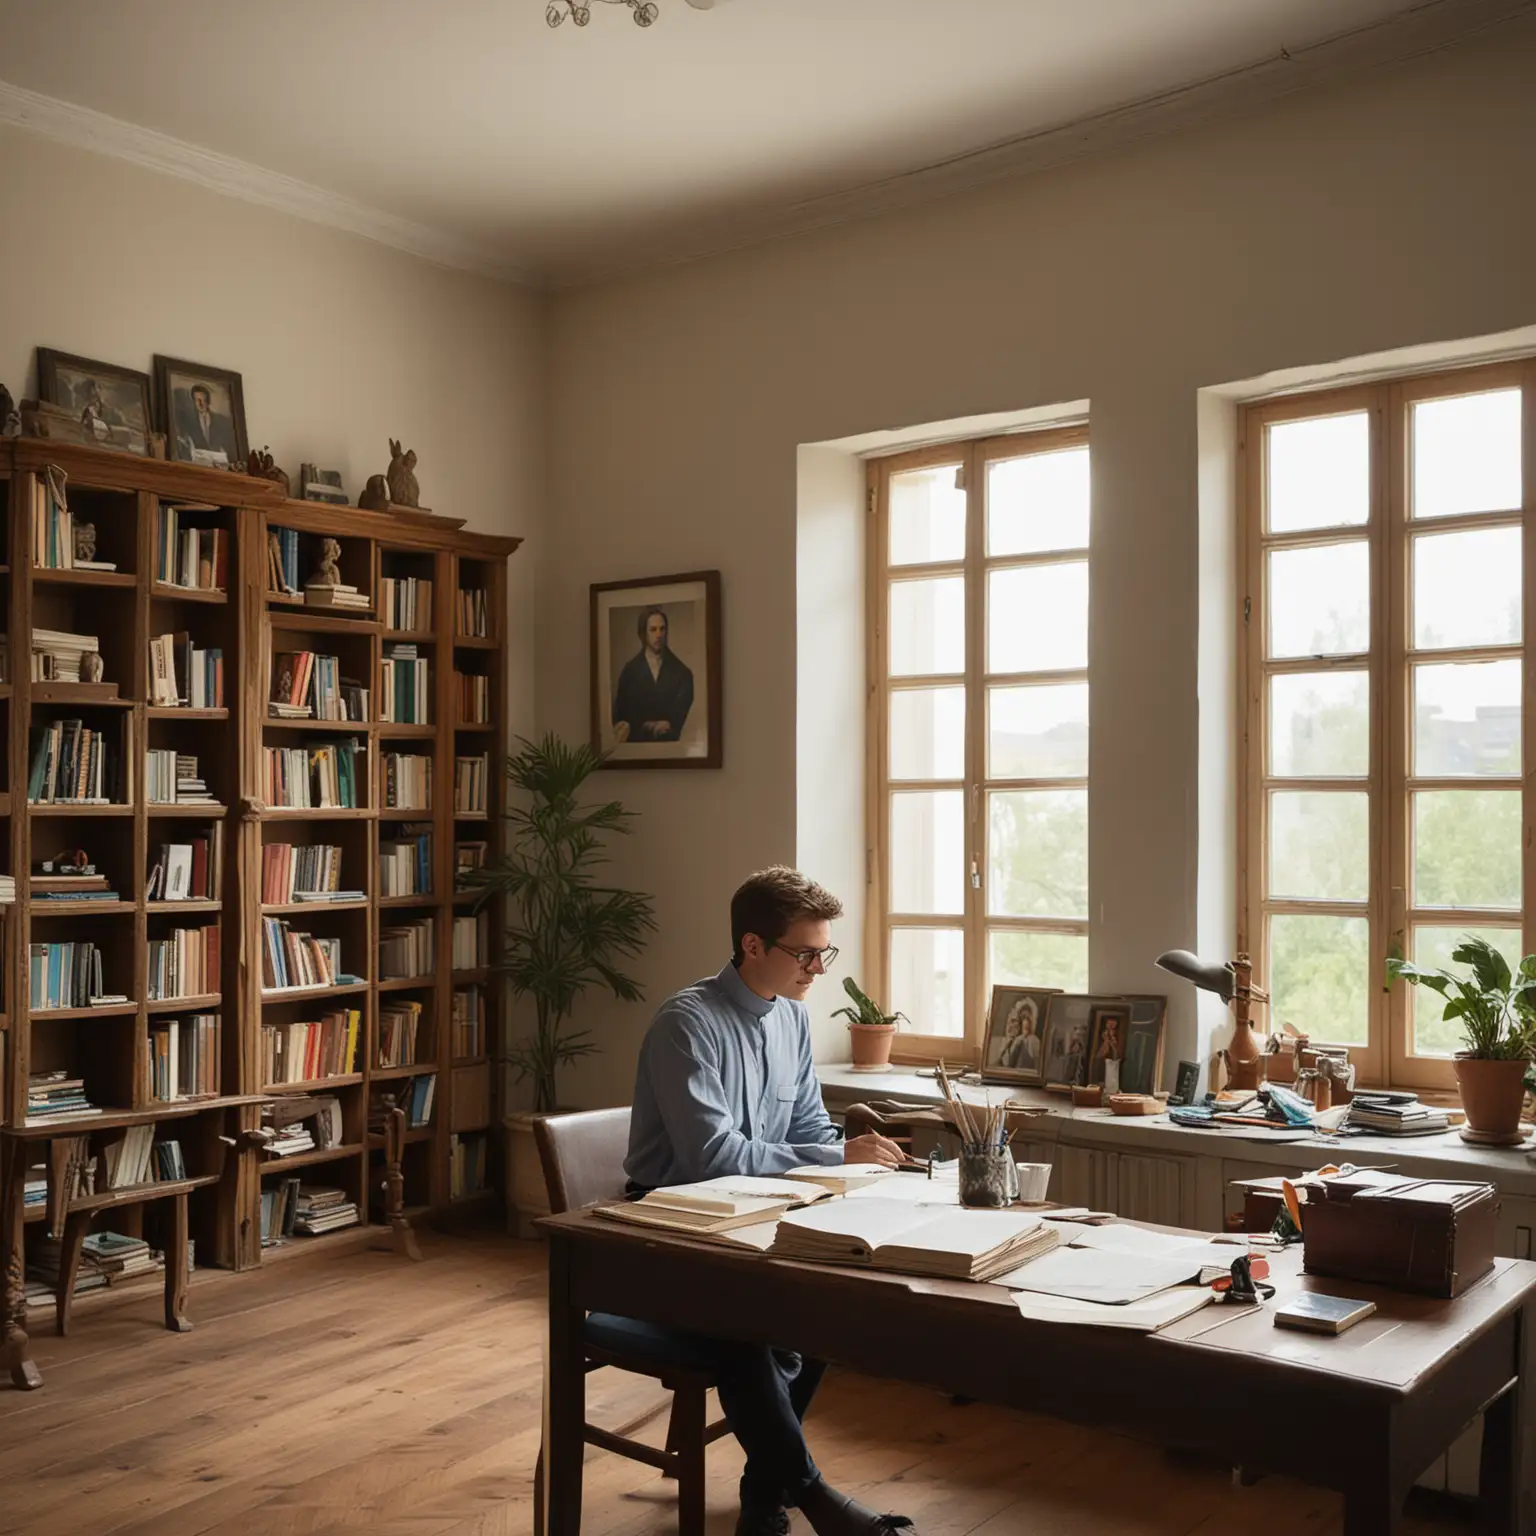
[550,0,1536,289]
[0,78,535,288]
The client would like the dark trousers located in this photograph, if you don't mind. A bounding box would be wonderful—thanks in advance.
[700,1340,826,1510]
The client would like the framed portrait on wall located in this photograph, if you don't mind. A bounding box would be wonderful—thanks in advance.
[36,348,154,456]
[590,570,722,769]
[153,355,249,470]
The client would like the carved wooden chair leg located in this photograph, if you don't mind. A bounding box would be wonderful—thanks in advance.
[379,1103,423,1262]
[1,1139,41,1389]
[53,1210,92,1338]
[164,1192,193,1333]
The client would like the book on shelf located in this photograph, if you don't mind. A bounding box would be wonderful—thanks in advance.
[147,827,223,902]
[452,911,488,969]
[381,645,430,724]
[149,632,224,709]
[146,924,220,1001]
[455,841,489,885]
[261,916,346,991]
[291,1185,360,1236]
[450,1133,488,1199]
[32,471,73,569]
[378,825,432,897]
[304,583,370,610]
[28,1231,160,1306]
[456,671,490,724]
[263,738,363,809]
[379,916,435,980]
[371,1073,436,1131]
[31,628,102,683]
[381,575,432,631]
[102,1124,161,1190]
[29,941,121,1011]
[149,1015,221,1101]
[270,652,367,723]
[261,841,351,903]
[382,752,432,810]
[456,587,489,639]
[261,1176,304,1246]
[454,754,489,814]
[146,749,217,806]
[261,1009,361,1085]
[1344,1093,1452,1135]
[0,874,16,905]
[451,986,485,1059]
[263,1093,346,1155]
[154,506,228,591]
[28,718,124,804]
[25,1070,101,1125]
[266,527,301,595]
[154,1140,190,1182]
[378,999,424,1069]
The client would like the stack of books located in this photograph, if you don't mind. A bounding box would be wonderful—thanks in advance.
[25,1071,100,1125]
[0,874,15,905]
[450,1133,487,1198]
[456,671,490,724]
[261,842,359,903]
[29,941,125,1010]
[147,830,222,902]
[454,754,489,813]
[451,986,485,1059]
[379,916,434,980]
[383,752,432,810]
[598,1176,828,1236]
[148,1015,221,1101]
[381,575,432,631]
[262,739,363,809]
[262,1096,344,1158]
[305,581,369,611]
[28,1231,160,1309]
[28,719,118,804]
[261,1009,361,1085]
[154,506,227,590]
[266,526,301,595]
[31,862,115,903]
[24,1165,47,1211]
[378,1000,424,1069]
[149,632,224,709]
[378,826,432,897]
[292,1186,360,1236]
[260,917,345,991]
[146,924,220,1001]
[31,628,102,682]
[456,588,488,638]
[146,750,216,806]
[452,912,488,969]
[1345,1092,1452,1136]
[381,644,430,724]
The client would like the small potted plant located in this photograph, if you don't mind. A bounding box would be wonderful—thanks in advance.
[832,977,907,1072]
[1386,937,1536,1141]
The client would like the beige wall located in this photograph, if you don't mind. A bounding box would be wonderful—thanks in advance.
[0,125,544,728]
[542,18,1536,1106]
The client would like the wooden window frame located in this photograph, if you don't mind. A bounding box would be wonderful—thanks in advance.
[866,424,1090,1066]
[1239,360,1536,1093]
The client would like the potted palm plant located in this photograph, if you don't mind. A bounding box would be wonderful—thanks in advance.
[1386,937,1536,1141]
[831,976,907,1071]
[468,734,655,1232]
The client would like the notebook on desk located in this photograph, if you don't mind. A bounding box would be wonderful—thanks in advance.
[593,1175,827,1235]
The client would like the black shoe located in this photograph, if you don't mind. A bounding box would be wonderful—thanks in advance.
[796,1478,915,1536]
[735,1507,791,1536]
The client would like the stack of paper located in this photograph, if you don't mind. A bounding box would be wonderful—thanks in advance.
[993,1222,1245,1303]
[771,1201,1058,1281]
[594,1176,827,1235]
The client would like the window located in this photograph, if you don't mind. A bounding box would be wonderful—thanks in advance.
[868,427,1090,1059]
[1241,361,1533,1090]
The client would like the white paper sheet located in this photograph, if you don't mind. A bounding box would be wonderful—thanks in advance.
[990,1244,1203,1302]
[1013,1286,1214,1331]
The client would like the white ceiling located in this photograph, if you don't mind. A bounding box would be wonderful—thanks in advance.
[0,0,1511,286]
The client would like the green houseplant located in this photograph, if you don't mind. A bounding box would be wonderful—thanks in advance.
[1386,937,1536,1138]
[832,977,908,1071]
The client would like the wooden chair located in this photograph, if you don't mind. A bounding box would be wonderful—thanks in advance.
[532,1108,731,1536]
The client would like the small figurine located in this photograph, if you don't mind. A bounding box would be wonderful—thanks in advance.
[310,537,343,588]
[358,474,391,512]
[0,383,19,438]
[82,652,105,684]
[148,431,168,460]
[247,446,291,497]
[74,522,97,565]
[386,439,420,509]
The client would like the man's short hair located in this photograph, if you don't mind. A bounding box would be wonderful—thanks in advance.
[636,606,667,641]
[191,383,212,404]
[731,866,843,964]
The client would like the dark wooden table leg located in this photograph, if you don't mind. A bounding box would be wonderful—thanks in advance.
[164,1192,192,1334]
[1343,1486,1405,1536]
[1477,1302,1532,1536]
[669,1383,707,1536]
[1,1138,41,1389]
[53,1210,90,1337]
[544,1228,584,1536]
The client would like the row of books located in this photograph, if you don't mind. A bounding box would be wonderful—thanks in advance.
[147,830,223,902]
[381,575,432,631]
[148,1014,221,1102]
[452,911,488,970]
[267,526,301,595]
[154,506,228,591]
[263,738,363,808]
[147,749,216,806]
[147,924,221,1001]
[379,827,432,897]
[261,1176,304,1246]
[384,752,431,810]
[456,671,490,724]
[103,1124,165,1190]
[450,1132,488,1198]
[28,719,122,804]
[270,651,368,722]
[457,587,489,638]
[372,1073,436,1131]
[32,472,76,570]
[381,645,430,724]
[29,941,124,1011]
[261,1008,361,1086]
[27,1070,99,1125]
[261,842,355,903]
[378,999,424,1069]
[380,916,435,980]
[149,632,225,709]
[261,917,344,992]
[451,986,485,1059]
[454,754,489,814]
[32,627,101,683]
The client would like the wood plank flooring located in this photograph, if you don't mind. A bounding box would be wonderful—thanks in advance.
[0,1230,1471,1536]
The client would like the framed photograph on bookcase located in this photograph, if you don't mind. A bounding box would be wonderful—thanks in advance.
[590,569,721,770]
[154,355,249,470]
[36,348,154,456]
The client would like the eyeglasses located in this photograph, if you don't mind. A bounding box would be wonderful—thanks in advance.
[772,942,840,971]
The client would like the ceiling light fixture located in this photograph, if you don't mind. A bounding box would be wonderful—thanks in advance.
[546,0,714,28]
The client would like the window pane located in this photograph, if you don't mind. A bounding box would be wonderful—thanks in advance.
[1409,926,1524,1057]
[890,576,964,676]
[889,464,965,565]
[1268,791,1369,902]
[889,687,965,781]
[1267,413,1369,534]
[1413,527,1520,651]
[988,447,1089,557]
[1268,542,1369,659]
[1268,913,1369,1045]
[1269,671,1368,778]
[988,562,1088,674]
[988,683,1088,779]
[890,791,964,914]
[1413,789,1521,910]
[1412,390,1522,520]
[889,928,965,1037]
[989,929,1088,993]
[1413,660,1521,777]
[988,789,1088,919]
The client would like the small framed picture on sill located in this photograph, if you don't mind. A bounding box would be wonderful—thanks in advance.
[980,986,1057,1084]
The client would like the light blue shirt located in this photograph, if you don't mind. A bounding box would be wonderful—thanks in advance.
[625,962,844,1187]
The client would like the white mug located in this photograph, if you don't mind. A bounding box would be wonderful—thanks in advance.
[1015,1162,1052,1204]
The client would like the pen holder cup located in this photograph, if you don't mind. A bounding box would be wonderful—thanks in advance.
[958,1147,1017,1208]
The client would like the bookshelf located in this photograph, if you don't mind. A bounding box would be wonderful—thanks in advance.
[0,439,516,1378]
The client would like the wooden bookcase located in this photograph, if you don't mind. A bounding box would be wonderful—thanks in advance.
[0,439,516,1377]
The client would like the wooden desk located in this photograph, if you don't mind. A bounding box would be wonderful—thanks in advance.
[542,1211,1536,1536]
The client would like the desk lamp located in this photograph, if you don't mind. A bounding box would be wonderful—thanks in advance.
[1155,949,1269,1091]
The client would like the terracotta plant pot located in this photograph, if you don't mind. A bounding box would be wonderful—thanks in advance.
[848,1021,896,1070]
[1453,1056,1531,1138]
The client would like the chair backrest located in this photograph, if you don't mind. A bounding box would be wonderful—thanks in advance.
[535,1106,633,1214]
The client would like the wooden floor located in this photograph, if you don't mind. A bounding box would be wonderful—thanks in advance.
[0,1229,1472,1536]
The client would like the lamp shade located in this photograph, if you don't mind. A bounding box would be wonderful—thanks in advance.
[1155,948,1235,1004]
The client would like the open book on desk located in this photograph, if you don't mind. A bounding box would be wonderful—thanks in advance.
[593,1175,829,1236]
[993,1222,1250,1303]
[770,1201,1058,1281]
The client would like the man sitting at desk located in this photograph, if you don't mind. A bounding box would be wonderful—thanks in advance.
[626,866,917,1536]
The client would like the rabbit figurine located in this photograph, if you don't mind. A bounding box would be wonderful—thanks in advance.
[386,439,420,509]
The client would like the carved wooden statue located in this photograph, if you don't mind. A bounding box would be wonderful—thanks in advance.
[81,653,105,685]
[386,439,420,509]
[247,447,291,498]
[310,537,343,588]
[0,383,18,437]
[73,522,97,565]
[358,474,391,512]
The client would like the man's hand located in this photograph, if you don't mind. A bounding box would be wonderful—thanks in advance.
[843,1132,905,1167]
